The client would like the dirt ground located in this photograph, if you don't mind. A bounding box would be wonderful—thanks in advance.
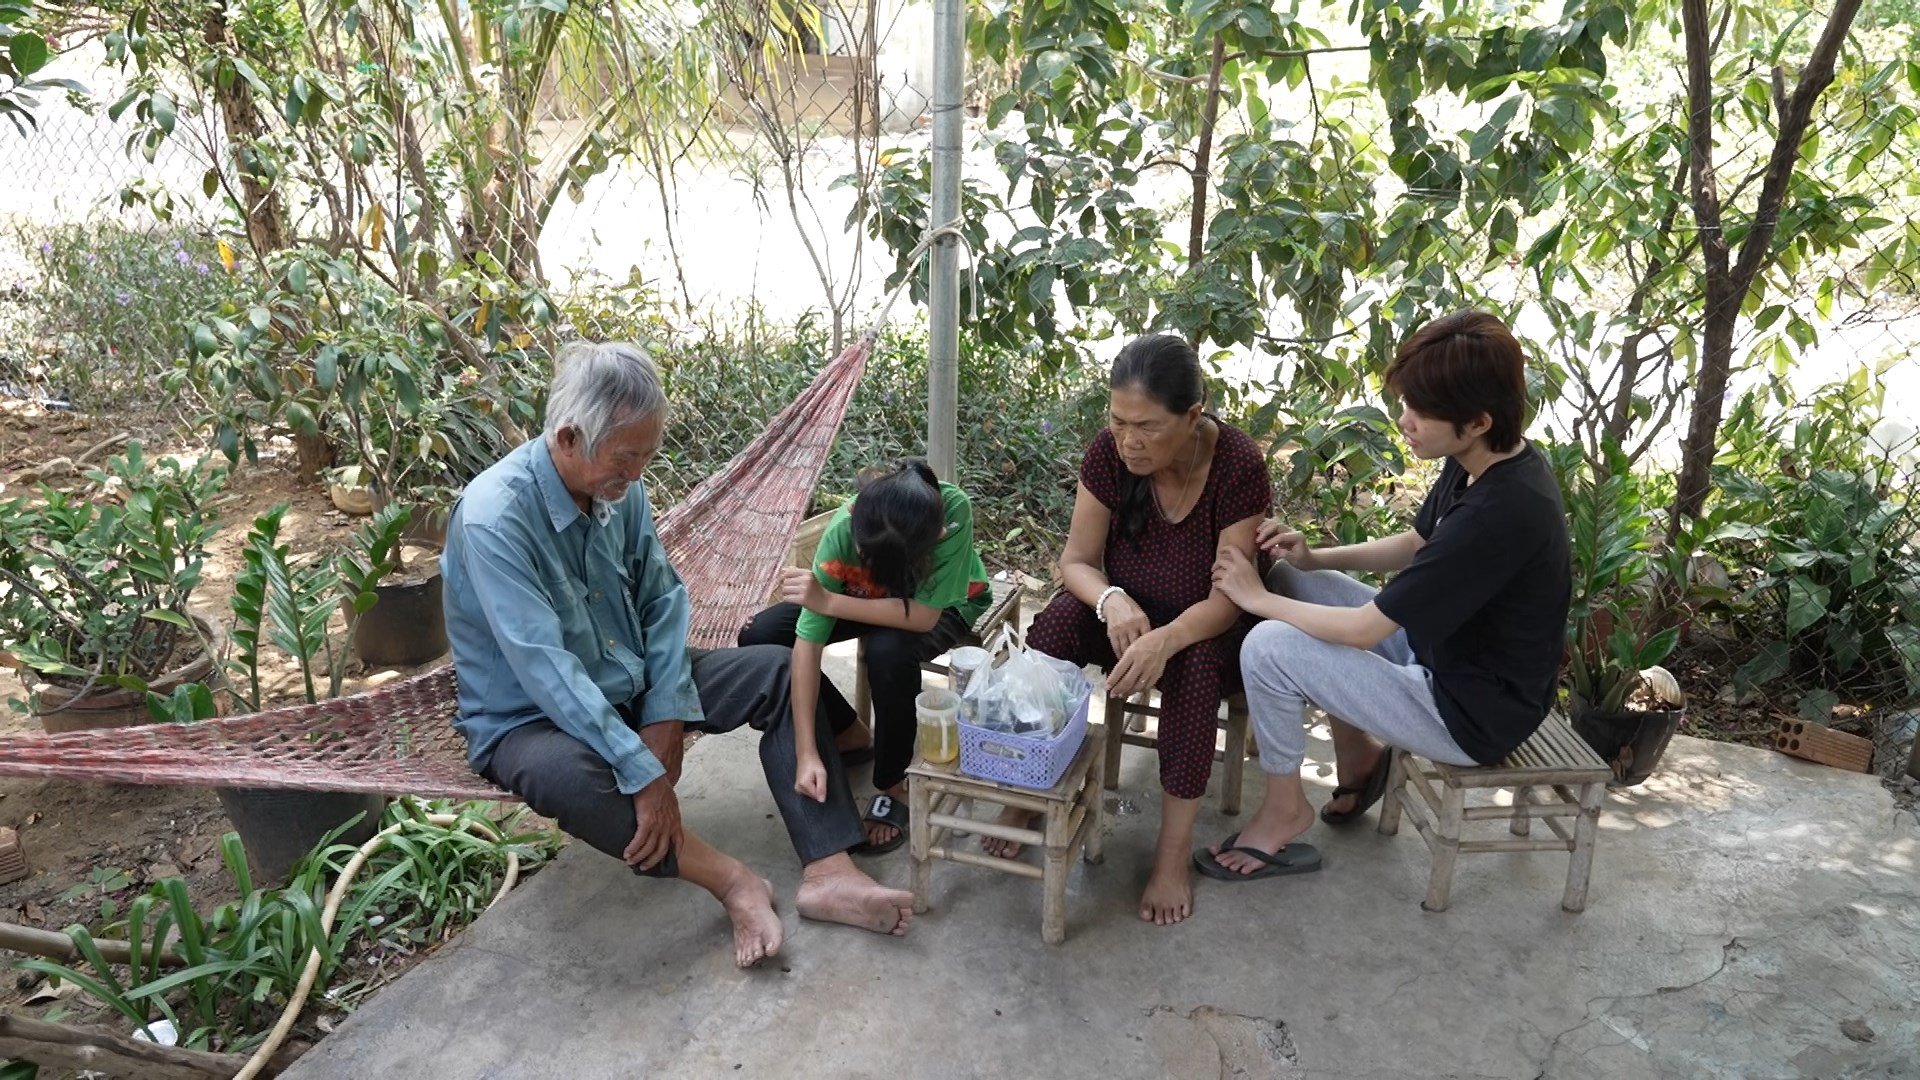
[0,397,471,1050]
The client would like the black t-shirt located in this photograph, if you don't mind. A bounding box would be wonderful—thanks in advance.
[1373,444,1571,764]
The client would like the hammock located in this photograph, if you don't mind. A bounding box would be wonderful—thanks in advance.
[0,336,875,799]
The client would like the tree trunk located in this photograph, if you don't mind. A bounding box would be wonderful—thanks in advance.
[294,431,336,482]
[1187,34,1227,270]
[203,7,286,258]
[1668,0,1864,533]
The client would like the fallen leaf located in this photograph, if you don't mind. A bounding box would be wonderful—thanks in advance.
[24,977,78,1005]
[23,812,41,827]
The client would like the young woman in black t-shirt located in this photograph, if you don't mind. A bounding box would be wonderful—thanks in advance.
[1198,311,1571,881]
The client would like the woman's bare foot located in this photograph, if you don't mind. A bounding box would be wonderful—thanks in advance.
[1139,850,1193,926]
[718,873,783,969]
[1207,800,1316,876]
[796,854,913,936]
[980,806,1037,858]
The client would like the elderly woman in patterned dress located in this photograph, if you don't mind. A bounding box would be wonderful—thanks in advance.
[984,334,1270,926]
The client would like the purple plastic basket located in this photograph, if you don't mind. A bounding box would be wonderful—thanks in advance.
[958,681,1091,790]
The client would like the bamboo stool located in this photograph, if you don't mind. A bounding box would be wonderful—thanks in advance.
[1101,692,1251,815]
[1378,712,1610,912]
[906,723,1107,945]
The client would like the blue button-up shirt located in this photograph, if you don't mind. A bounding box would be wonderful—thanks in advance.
[442,437,704,794]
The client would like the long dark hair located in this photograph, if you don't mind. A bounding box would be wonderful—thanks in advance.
[1110,334,1205,543]
[851,458,944,612]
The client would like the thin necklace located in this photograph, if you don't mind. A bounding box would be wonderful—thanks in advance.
[1154,420,1206,522]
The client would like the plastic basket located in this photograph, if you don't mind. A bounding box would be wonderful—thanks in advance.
[958,679,1091,791]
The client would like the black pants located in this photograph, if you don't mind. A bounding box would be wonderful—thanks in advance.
[481,645,865,876]
[738,603,973,792]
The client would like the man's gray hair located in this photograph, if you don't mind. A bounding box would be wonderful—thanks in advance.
[543,341,668,459]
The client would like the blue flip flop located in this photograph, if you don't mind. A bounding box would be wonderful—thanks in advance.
[1192,831,1323,881]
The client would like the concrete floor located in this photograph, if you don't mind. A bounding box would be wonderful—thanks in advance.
[286,650,1920,1080]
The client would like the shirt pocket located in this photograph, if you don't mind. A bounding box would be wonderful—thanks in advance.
[542,574,597,654]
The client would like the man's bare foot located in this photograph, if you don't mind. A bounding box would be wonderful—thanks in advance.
[796,855,913,936]
[1206,801,1316,876]
[719,873,783,969]
[1139,857,1193,926]
[980,806,1037,858]
[1322,744,1387,818]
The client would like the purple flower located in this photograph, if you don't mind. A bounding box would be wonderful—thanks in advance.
[1041,419,1053,434]
[174,250,190,264]
[38,241,51,254]
[116,291,129,304]
[194,262,209,275]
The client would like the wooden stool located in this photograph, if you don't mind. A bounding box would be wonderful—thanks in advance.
[854,579,1022,725]
[1101,692,1250,815]
[1378,712,1609,912]
[906,723,1107,944]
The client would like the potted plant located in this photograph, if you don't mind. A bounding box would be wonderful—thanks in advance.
[0,443,227,732]
[1555,442,1689,786]
[211,501,413,884]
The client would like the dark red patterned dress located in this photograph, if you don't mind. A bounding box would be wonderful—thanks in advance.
[1029,418,1272,799]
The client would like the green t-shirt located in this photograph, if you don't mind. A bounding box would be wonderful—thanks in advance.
[794,482,992,644]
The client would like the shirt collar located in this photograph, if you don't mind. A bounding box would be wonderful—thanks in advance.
[531,438,585,533]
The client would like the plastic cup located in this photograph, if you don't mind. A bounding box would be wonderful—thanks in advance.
[948,646,991,697]
[916,689,961,764]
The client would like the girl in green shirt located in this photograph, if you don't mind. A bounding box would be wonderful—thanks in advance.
[739,460,991,854]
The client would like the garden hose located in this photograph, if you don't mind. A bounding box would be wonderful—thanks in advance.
[234,811,521,1080]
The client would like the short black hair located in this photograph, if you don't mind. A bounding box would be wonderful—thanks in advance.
[1385,310,1528,452]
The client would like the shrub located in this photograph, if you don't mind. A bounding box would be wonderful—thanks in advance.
[1707,372,1920,715]
[16,220,240,407]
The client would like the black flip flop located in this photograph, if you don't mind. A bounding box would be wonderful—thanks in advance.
[851,794,909,856]
[1192,831,1323,881]
[1319,750,1394,826]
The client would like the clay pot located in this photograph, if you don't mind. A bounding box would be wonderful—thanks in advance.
[34,613,222,734]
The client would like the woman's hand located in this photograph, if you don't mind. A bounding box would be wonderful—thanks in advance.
[1256,519,1317,569]
[1211,546,1265,608]
[793,749,828,803]
[1102,591,1152,659]
[779,567,831,613]
[1108,628,1174,699]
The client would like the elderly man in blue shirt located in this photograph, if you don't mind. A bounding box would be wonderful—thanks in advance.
[442,341,914,968]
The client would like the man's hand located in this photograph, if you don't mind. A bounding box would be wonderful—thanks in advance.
[624,774,683,871]
[778,567,831,613]
[1211,546,1265,609]
[639,719,686,786]
[794,749,828,803]
[1103,592,1152,659]
[1256,519,1317,569]
[1108,628,1173,699]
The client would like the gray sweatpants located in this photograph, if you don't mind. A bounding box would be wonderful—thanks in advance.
[1242,562,1475,774]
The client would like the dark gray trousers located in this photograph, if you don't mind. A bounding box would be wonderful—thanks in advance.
[482,645,865,876]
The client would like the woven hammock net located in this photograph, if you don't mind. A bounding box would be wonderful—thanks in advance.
[0,337,873,799]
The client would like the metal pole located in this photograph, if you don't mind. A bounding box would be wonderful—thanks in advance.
[926,0,964,480]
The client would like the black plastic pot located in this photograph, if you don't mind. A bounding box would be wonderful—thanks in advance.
[1570,693,1685,787]
[351,566,448,668]
[216,788,388,886]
